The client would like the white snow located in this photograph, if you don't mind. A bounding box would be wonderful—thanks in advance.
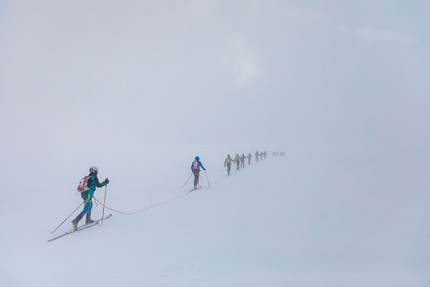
[1,143,429,287]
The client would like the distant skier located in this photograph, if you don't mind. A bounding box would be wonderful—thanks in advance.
[72,166,109,231]
[191,156,206,190]
[240,154,245,168]
[224,154,233,176]
[247,153,252,165]
[234,154,240,170]
[255,151,259,162]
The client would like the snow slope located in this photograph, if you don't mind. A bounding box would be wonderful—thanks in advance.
[1,143,429,287]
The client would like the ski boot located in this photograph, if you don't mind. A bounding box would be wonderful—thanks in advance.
[71,220,78,231]
[85,212,95,224]
[71,212,84,231]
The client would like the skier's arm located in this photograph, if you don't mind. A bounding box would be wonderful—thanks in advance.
[199,162,206,171]
[95,176,108,187]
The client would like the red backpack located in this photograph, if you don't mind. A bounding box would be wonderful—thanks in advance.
[77,176,90,192]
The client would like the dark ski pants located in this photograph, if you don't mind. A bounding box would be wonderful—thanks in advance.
[193,171,200,187]
[73,201,93,225]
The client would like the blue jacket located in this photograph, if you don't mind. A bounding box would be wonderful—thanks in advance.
[80,173,106,202]
[191,160,206,172]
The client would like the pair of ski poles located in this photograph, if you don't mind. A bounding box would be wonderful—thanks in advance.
[51,185,108,234]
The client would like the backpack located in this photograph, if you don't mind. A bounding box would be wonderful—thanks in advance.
[77,176,90,192]
[192,160,199,170]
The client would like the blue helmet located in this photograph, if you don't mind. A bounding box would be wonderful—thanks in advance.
[195,156,200,161]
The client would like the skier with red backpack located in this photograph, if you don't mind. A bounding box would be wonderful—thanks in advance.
[191,156,206,190]
[72,166,109,230]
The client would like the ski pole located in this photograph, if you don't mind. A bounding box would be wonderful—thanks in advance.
[182,173,193,188]
[100,184,108,227]
[199,173,207,188]
[50,201,84,234]
[220,166,225,172]
[205,170,211,189]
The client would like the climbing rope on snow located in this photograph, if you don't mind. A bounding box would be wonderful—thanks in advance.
[92,192,192,215]
[92,159,264,215]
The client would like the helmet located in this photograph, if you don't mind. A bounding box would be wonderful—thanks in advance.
[195,156,200,161]
[89,166,99,174]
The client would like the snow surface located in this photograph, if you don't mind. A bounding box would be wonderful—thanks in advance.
[1,143,429,287]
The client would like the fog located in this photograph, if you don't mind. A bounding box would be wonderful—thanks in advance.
[2,1,429,151]
[0,1,429,285]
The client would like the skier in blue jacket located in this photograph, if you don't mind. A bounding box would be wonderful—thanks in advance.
[191,156,206,190]
[72,166,109,230]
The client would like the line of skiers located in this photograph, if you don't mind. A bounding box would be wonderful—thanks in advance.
[71,152,271,230]
[223,151,267,176]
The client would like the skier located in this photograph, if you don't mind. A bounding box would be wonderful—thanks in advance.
[247,153,252,165]
[240,154,245,168]
[224,154,233,176]
[191,156,206,190]
[255,151,259,162]
[72,166,109,230]
[234,154,240,170]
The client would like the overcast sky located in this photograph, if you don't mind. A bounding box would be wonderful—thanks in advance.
[1,1,429,163]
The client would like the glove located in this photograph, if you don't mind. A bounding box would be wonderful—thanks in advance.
[105,178,109,184]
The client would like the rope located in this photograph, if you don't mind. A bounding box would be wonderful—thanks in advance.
[92,168,240,216]
[93,192,192,215]
[210,175,229,185]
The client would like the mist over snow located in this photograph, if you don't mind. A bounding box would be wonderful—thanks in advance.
[1,1,430,286]
[2,143,430,287]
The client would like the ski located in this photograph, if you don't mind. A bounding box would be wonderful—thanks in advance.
[189,186,202,192]
[48,214,112,242]
[48,223,98,242]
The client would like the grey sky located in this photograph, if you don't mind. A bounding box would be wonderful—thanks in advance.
[1,1,429,157]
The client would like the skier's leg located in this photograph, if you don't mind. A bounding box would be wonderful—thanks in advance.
[71,209,85,230]
[193,172,199,189]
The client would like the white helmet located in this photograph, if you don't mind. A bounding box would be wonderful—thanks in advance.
[89,166,99,174]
